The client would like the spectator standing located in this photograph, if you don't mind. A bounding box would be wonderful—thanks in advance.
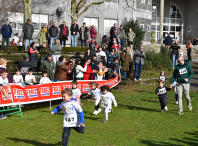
[1,21,12,51]
[118,25,126,51]
[29,42,39,71]
[90,25,97,39]
[54,56,75,81]
[134,46,146,81]
[84,49,92,60]
[187,40,193,61]
[170,56,194,115]
[170,40,180,69]
[39,25,48,46]
[193,38,198,46]
[110,23,117,34]
[49,22,58,50]
[91,55,99,80]
[70,20,79,47]
[52,39,62,66]
[75,58,87,80]
[121,47,131,81]
[79,23,89,47]
[102,35,108,46]
[59,21,69,47]
[40,54,55,81]
[47,21,53,46]
[107,48,117,67]
[23,19,34,51]
[110,27,118,43]
[127,28,135,51]
[164,33,173,51]
[39,42,50,63]
[0,58,13,83]
[13,33,19,46]
[96,46,107,66]
[88,38,98,57]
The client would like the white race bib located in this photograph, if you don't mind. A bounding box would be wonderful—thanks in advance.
[159,88,166,94]
[179,68,187,75]
[160,76,165,81]
[101,100,109,108]
[64,114,77,124]
[92,92,97,101]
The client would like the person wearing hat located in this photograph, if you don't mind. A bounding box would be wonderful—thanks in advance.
[134,46,146,81]
[40,53,55,81]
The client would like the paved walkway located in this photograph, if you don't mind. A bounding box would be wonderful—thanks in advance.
[190,59,198,91]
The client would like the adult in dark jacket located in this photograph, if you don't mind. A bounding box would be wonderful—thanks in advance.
[88,38,98,57]
[193,38,198,46]
[0,58,13,83]
[39,42,50,62]
[49,22,58,50]
[110,23,117,34]
[47,21,53,46]
[29,42,39,71]
[121,48,131,81]
[40,54,55,81]
[84,49,92,60]
[134,46,146,81]
[1,21,12,51]
[54,56,75,81]
[79,23,89,47]
[59,22,69,47]
[18,54,33,81]
[23,19,34,51]
[70,20,79,47]
[91,55,99,80]
[164,33,173,51]
[170,40,180,69]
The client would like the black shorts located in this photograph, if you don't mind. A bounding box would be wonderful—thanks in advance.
[128,41,133,45]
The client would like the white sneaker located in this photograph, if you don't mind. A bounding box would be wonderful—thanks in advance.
[93,110,98,115]
[97,108,101,113]
[138,78,142,81]
[173,67,175,69]
[161,109,165,112]
[165,106,168,111]
[176,101,178,105]
[134,78,137,81]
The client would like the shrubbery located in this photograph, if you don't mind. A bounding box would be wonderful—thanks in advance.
[143,46,172,71]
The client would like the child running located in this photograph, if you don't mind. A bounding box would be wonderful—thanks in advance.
[87,82,101,115]
[71,80,81,104]
[51,88,85,146]
[159,71,167,85]
[100,85,117,123]
[155,79,172,112]
[172,79,178,105]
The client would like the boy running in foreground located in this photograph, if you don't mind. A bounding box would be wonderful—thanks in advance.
[51,88,85,146]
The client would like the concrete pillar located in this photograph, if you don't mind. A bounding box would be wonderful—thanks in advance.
[160,0,164,44]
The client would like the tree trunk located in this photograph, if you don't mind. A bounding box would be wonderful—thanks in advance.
[23,0,32,23]
[71,14,78,24]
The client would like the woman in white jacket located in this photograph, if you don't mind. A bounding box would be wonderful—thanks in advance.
[75,58,87,80]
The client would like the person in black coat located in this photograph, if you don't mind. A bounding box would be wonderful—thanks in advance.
[49,22,58,50]
[79,23,89,47]
[170,40,180,69]
[164,33,173,51]
[84,49,92,61]
[91,55,99,80]
[29,42,38,71]
[70,20,79,47]
[89,38,98,57]
[59,22,69,47]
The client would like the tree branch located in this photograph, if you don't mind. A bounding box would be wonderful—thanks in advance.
[77,0,106,18]
[77,0,88,13]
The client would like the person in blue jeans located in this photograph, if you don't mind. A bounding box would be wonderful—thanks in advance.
[134,46,146,81]
[170,40,180,69]
[23,19,34,51]
[49,22,58,50]
[1,21,12,51]
[70,20,79,47]
[118,25,126,51]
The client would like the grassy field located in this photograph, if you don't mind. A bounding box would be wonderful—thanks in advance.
[0,83,198,146]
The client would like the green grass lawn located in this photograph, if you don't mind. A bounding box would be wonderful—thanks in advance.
[0,84,198,146]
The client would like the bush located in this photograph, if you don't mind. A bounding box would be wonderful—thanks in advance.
[123,20,145,50]
[144,47,172,71]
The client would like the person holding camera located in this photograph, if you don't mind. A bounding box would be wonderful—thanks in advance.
[134,46,146,81]
[170,40,180,69]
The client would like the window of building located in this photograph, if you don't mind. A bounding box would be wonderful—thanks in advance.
[105,0,118,4]
[8,12,48,31]
[141,0,145,4]
[147,25,150,32]
[84,17,99,32]
[140,24,144,30]
[148,0,151,5]
[104,19,118,35]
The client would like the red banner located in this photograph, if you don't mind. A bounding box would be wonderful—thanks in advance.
[0,76,119,107]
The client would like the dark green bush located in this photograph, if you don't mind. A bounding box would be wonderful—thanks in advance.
[123,20,145,50]
[144,47,172,71]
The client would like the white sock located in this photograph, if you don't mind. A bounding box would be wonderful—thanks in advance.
[105,113,108,121]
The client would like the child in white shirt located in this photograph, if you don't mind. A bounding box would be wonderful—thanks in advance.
[100,85,117,123]
[87,82,101,115]
[13,68,23,87]
[71,80,81,104]
[159,71,167,85]
[97,61,108,80]
[25,68,36,85]
[0,69,11,99]
[18,39,23,46]
[172,80,178,105]
[39,71,51,84]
